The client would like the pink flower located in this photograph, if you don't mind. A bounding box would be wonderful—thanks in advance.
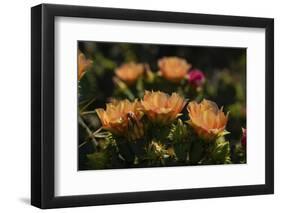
[187,69,205,87]
[241,128,246,147]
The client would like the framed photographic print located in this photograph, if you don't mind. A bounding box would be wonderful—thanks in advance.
[31,3,274,209]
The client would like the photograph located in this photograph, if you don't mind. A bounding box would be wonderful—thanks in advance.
[77,41,247,170]
[29,3,274,209]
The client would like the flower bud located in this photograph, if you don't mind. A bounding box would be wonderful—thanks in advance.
[187,69,205,88]
[127,111,144,141]
[241,128,246,147]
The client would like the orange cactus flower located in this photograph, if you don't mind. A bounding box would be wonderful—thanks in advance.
[96,99,144,140]
[141,91,187,124]
[78,52,93,80]
[115,62,144,85]
[158,57,191,83]
[187,99,229,140]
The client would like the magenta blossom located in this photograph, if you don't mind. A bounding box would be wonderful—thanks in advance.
[241,128,246,147]
[187,69,205,87]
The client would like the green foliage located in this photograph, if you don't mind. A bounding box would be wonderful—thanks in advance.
[209,138,231,164]
[168,119,191,162]
[168,119,189,143]
[87,152,108,169]
[115,137,135,164]
[189,140,205,164]
[232,144,246,164]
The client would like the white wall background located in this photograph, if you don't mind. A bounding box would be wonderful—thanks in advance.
[0,0,279,212]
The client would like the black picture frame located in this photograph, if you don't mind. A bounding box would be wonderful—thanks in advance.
[31,3,274,209]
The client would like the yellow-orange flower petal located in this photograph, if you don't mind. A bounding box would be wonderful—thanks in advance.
[141,91,187,123]
[158,57,191,83]
[187,99,228,140]
[96,99,144,139]
[115,62,144,85]
[78,52,93,80]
